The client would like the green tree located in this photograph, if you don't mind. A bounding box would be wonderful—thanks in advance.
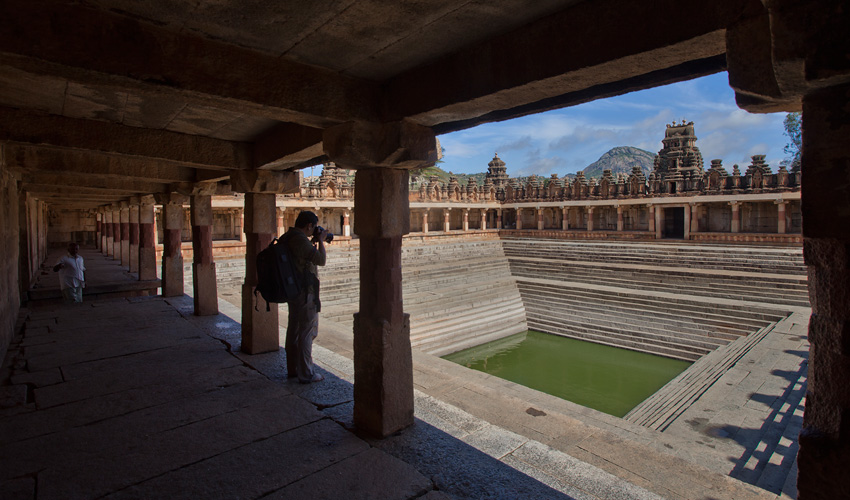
[783,112,801,169]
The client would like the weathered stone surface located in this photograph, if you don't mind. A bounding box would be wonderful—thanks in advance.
[324,120,437,170]
[230,170,299,194]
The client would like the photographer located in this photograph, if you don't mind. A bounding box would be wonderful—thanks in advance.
[283,210,329,383]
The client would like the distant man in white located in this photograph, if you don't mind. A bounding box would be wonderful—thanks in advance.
[53,243,86,303]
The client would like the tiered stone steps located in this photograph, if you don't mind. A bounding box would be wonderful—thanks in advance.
[502,239,807,275]
[508,258,808,307]
[202,237,528,356]
[624,323,779,429]
[517,280,784,361]
[320,239,528,355]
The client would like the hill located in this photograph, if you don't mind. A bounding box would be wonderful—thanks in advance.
[581,146,655,178]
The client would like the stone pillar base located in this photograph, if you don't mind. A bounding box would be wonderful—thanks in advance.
[192,262,218,316]
[241,283,279,354]
[161,252,183,297]
[353,312,414,437]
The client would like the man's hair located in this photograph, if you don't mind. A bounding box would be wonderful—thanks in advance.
[294,210,319,229]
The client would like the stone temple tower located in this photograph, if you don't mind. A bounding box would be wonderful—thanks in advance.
[653,121,705,177]
[485,153,509,187]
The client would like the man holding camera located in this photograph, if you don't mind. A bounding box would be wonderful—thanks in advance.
[283,210,329,383]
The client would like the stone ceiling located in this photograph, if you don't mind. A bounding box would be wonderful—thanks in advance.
[0,0,779,208]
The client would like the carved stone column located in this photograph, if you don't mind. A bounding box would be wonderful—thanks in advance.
[776,200,788,234]
[648,204,655,234]
[798,82,850,498]
[537,207,544,230]
[683,203,692,240]
[421,210,429,234]
[276,207,285,237]
[654,206,663,239]
[120,202,130,268]
[690,202,700,233]
[343,208,352,237]
[191,191,218,316]
[324,119,437,438]
[155,193,187,297]
[496,209,502,229]
[480,209,487,230]
[103,210,113,257]
[443,209,451,232]
[616,205,624,231]
[95,212,102,251]
[516,208,523,230]
[138,196,157,281]
[729,201,740,233]
[232,170,300,354]
[586,207,595,232]
[112,207,120,259]
[562,207,569,230]
[463,208,469,231]
[129,199,140,273]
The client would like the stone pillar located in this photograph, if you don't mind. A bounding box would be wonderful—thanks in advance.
[654,206,663,239]
[129,199,140,273]
[155,193,187,297]
[516,208,523,230]
[343,209,352,237]
[616,205,624,231]
[648,204,656,234]
[138,196,157,281]
[443,209,451,232]
[690,203,700,233]
[562,207,569,230]
[104,210,114,257]
[683,203,691,240]
[421,210,428,234]
[112,208,120,259]
[324,119,437,438]
[463,209,469,231]
[730,201,740,233]
[537,207,544,230]
[230,170,299,354]
[586,207,594,232]
[797,82,850,499]
[496,209,502,229]
[776,200,788,234]
[239,211,247,243]
[120,202,130,268]
[276,207,286,237]
[95,212,102,251]
[191,193,218,316]
[480,209,487,230]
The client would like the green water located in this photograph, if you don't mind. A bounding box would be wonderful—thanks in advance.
[443,330,692,417]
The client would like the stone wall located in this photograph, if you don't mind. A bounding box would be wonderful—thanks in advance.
[0,160,20,364]
[47,210,96,247]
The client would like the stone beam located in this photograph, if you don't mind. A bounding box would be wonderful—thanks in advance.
[0,0,380,128]
[383,0,759,130]
[0,107,252,169]
[21,173,169,194]
[323,121,438,170]
[727,0,850,113]
[4,145,223,184]
[230,170,300,194]
[253,122,324,170]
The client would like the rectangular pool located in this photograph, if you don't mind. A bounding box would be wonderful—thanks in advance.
[443,330,692,417]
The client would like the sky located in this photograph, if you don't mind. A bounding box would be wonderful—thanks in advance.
[436,72,791,177]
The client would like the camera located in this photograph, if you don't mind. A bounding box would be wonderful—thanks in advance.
[312,225,334,244]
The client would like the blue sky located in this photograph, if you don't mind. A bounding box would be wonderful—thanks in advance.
[437,72,790,177]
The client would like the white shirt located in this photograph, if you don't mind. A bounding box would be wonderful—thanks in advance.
[56,254,86,290]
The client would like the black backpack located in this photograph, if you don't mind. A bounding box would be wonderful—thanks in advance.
[254,233,303,311]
